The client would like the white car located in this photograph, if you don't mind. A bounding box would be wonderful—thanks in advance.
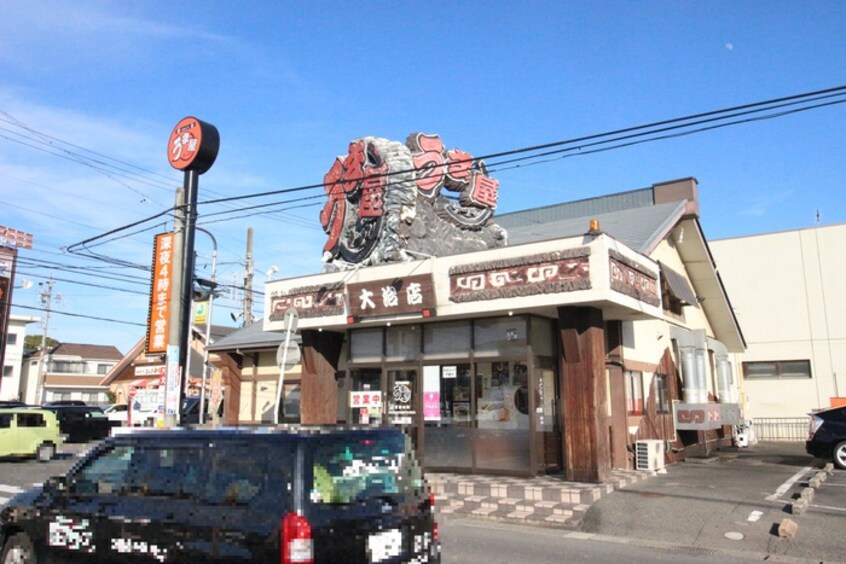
[102,403,129,425]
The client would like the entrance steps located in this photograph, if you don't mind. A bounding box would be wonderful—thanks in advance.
[428,469,654,529]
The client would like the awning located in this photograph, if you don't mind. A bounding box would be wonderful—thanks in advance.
[128,378,160,388]
[659,262,699,307]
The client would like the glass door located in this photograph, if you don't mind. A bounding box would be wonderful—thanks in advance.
[422,364,473,469]
[350,368,382,426]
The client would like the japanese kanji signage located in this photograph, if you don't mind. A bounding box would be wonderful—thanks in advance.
[167,116,220,174]
[145,233,175,355]
[449,249,592,303]
[609,250,660,307]
[347,274,435,319]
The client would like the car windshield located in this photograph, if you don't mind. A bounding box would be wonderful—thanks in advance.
[309,432,424,505]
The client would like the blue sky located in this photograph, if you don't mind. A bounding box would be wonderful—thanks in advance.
[1,1,844,355]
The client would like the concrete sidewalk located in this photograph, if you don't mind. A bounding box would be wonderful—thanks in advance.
[430,467,656,529]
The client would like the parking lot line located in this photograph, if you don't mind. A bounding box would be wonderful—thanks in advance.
[765,466,813,501]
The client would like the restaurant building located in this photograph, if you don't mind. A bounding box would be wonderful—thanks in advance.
[225,134,746,482]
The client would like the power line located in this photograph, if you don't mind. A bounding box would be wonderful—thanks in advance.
[11,303,146,327]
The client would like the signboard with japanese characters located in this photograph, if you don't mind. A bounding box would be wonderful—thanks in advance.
[269,284,345,321]
[347,274,435,319]
[145,233,174,355]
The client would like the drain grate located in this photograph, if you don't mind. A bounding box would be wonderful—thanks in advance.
[669,545,717,556]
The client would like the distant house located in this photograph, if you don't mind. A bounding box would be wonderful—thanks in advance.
[0,314,39,401]
[100,325,235,408]
[21,342,123,405]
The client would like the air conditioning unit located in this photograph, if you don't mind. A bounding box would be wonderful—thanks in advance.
[635,439,666,471]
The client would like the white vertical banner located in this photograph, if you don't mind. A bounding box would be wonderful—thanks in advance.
[165,345,181,419]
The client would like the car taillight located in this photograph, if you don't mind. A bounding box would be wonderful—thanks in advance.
[429,491,439,542]
[808,414,824,439]
[281,512,313,564]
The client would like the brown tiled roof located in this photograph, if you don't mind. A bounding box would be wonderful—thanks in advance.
[49,343,123,360]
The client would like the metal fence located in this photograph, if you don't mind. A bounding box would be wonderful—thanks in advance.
[751,417,808,442]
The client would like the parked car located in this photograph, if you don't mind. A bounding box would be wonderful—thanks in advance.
[0,408,63,462]
[181,396,224,425]
[42,400,87,407]
[40,405,117,443]
[0,426,441,563]
[806,404,846,469]
[103,403,129,425]
[0,401,28,409]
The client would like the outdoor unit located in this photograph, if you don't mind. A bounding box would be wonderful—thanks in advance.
[635,439,666,471]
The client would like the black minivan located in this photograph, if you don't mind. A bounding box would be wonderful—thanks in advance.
[0,426,440,563]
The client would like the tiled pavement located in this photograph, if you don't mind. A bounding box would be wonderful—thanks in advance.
[428,468,657,529]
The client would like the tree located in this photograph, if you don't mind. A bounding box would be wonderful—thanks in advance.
[24,335,59,352]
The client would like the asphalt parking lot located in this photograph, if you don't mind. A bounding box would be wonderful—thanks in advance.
[582,441,846,562]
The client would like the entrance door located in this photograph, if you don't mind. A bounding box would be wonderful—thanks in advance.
[386,368,420,452]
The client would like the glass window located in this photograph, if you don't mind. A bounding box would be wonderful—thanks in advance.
[422,364,473,468]
[97,364,110,375]
[6,334,15,346]
[2,366,11,378]
[385,324,420,362]
[474,317,527,358]
[626,371,644,415]
[309,431,422,505]
[74,445,135,496]
[423,321,471,359]
[0,413,12,428]
[349,328,383,363]
[16,412,46,428]
[743,360,812,379]
[530,317,554,357]
[654,373,670,413]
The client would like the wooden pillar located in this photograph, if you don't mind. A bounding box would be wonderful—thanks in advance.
[300,330,344,425]
[211,352,242,425]
[558,306,611,482]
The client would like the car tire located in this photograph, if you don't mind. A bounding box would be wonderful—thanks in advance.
[0,532,36,564]
[834,441,846,470]
[36,442,55,463]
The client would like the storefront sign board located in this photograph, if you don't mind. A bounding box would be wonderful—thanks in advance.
[609,250,660,306]
[347,274,435,319]
[269,284,345,321]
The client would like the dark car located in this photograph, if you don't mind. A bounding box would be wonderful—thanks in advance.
[0,426,440,563]
[42,400,88,407]
[40,405,117,443]
[0,401,28,409]
[806,404,846,469]
[180,396,224,425]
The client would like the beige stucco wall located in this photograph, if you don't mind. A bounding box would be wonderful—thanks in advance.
[711,224,846,417]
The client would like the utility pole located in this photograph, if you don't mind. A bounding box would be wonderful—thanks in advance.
[35,278,55,404]
[242,227,254,326]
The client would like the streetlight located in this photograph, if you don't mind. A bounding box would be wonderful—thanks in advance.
[194,227,217,425]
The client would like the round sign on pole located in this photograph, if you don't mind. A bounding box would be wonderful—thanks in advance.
[167,116,220,174]
[276,340,301,371]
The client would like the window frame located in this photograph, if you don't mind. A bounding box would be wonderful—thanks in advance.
[625,370,644,415]
[742,360,812,380]
[654,373,670,414]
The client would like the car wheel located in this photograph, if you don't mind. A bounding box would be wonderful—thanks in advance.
[36,442,55,463]
[834,441,846,470]
[0,532,36,564]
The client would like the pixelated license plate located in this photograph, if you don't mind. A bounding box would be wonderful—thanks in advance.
[367,528,403,563]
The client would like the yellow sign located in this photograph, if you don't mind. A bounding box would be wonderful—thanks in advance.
[193,301,208,325]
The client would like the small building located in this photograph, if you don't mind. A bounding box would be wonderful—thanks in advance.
[711,223,846,419]
[21,342,123,405]
[0,314,38,401]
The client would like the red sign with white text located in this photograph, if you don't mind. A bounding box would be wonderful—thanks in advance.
[145,233,175,354]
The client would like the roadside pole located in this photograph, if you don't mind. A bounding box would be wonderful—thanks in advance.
[274,307,300,425]
[165,117,219,427]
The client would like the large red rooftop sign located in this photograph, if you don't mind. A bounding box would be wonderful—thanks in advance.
[320,133,503,268]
